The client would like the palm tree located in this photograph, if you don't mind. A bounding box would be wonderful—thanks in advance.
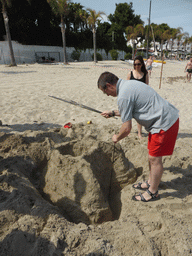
[170,28,178,59]
[177,34,184,59]
[47,0,71,64]
[150,24,156,53]
[189,36,192,56]
[1,0,17,66]
[150,23,161,55]
[183,34,189,59]
[126,26,134,58]
[183,32,189,55]
[1,0,31,66]
[175,27,183,59]
[163,30,171,55]
[86,9,105,63]
[155,27,170,58]
[78,8,89,32]
[126,24,144,59]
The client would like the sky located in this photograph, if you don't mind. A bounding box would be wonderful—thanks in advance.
[78,0,192,37]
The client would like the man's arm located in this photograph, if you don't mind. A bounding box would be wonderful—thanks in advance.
[101,110,120,118]
[112,120,132,143]
[185,62,190,71]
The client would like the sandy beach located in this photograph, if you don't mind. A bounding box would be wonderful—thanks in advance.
[0,59,191,132]
[1,60,192,255]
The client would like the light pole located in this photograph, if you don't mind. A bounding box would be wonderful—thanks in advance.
[146,0,151,59]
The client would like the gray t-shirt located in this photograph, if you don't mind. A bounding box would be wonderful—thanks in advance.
[117,79,179,134]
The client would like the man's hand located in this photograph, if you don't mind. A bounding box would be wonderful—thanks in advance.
[101,111,113,118]
[101,110,120,118]
[112,120,132,143]
[112,134,119,143]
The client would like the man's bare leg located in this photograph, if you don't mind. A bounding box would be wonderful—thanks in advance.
[187,73,189,81]
[133,158,151,189]
[149,70,152,77]
[187,72,191,82]
[134,155,163,201]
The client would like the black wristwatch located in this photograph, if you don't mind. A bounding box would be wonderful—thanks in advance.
[112,110,115,117]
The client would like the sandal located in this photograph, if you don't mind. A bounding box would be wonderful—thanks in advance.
[132,189,160,202]
[132,180,150,190]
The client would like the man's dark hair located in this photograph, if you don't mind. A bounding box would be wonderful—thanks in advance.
[97,72,119,89]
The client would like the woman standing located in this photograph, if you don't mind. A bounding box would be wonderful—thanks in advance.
[127,55,149,139]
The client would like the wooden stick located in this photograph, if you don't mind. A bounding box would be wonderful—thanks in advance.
[159,52,164,89]
[48,95,118,119]
[48,95,102,113]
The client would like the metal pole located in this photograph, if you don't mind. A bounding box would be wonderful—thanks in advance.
[146,0,151,59]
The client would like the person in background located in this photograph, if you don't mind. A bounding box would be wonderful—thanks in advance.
[184,57,192,82]
[127,55,149,84]
[127,55,149,139]
[145,55,153,77]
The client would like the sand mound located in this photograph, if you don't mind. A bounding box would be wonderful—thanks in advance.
[1,123,192,255]
[0,123,136,224]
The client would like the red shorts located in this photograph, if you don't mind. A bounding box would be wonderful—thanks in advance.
[148,118,179,157]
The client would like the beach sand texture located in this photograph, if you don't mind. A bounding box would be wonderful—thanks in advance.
[0,60,191,132]
[0,60,192,255]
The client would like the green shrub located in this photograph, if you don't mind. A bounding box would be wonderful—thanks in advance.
[165,51,169,58]
[109,49,119,60]
[124,53,132,60]
[71,50,81,61]
[92,52,103,61]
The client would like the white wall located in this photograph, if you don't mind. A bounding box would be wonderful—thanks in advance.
[0,41,126,64]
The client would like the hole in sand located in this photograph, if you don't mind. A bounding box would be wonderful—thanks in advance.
[0,125,142,225]
[56,140,90,157]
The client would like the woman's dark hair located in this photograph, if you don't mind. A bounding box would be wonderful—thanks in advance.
[134,55,148,74]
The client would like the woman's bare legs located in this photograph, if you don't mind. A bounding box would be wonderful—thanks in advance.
[137,123,142,140]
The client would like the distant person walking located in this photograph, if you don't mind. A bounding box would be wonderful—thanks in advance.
[145,56,153,77]
[127,55,149,139]
[184,57,192,82]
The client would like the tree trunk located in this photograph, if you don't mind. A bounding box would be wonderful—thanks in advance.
[61,17,67,64]
[93,27,97,63]
[184,44,187,59]
[171,40,173,60]
[161,40,163,58]
[132,41,134,59]
[153,40,156,53]
[2,8,16,66]
[177,42,180,59]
